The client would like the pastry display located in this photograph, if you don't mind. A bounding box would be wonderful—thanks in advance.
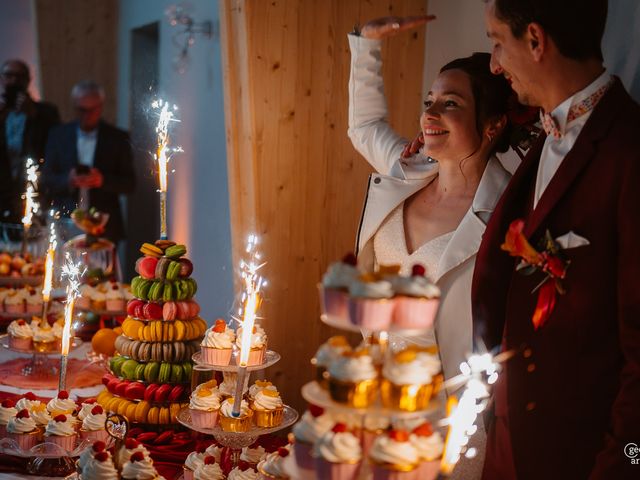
[0,252,44,279]
[292,406,334,469]
[219,398,253,432]
[327,348,378,408]
[311,335,351,388]
[314,423,362,480]
[321,253,360,317]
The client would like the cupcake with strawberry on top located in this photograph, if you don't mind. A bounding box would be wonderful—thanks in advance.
[314,423,362,480]
[201,318,236,366]
[389,264,440,329]
[369,429,420,479]
[44,413,77,450]
[321,253,360,319]
[7,409,41,450]
[7,319,33,350]
[80,404,108,442]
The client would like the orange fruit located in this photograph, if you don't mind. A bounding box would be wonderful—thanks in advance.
[113,326,123,335]
[91,328,119,356]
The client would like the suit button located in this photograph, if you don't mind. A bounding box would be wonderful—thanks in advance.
[527,363,536,372]
[523,348,532,358]
[373,177,381,184]
[526,401,536,411]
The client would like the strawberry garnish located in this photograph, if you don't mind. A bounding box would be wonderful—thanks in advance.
[412,422,434,437]
[24,392,37,401]
[389,429,409,442]
[1,399,15,408]
[130,451,145,462]
[94,451,110,462]
[58,390,69,400]
[331,423,347,434]
[411,264,426,277]
[92,440,106,452]
[213,319,227,333]
[91,405,104,415]
[237,460,251,471]
[16,409,30,419]
[53,414,67,422]
[84,398,97,404]
[17,319,26,326]
[277,447,290,457]
[308,404,324,418]
[342,253,357,266]
[204,455,217,465]
[125,438,140,449]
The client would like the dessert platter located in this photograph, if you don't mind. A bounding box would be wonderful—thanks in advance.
[74,279,132,317]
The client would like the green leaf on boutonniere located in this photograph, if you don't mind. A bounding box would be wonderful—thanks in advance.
[516,261,538,275]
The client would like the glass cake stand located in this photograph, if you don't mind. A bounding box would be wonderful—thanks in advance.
[0,333,82,377]
[191,349,281,372]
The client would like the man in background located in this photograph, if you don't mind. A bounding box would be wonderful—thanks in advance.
[0,59,59,222]
[43,80,135,244]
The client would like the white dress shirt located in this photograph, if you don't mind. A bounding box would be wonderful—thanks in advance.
[533,70,611,208]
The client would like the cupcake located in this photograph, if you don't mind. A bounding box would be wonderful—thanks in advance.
[24,288,43,314]
[409,422,444,479]
[115,438,149,466]
[78,440,109,471]
[257,447,291,479]
[44,413,77,451]
[219,398,253,432]
[362,415,391,458]
[229,462,259,480]
[251,389,284,427]
[76,284,93,310]
[193,456,225,480]
[314,424,362,480]
[7,409,41,450]
[328,349,378,408]
[4,289,25,313]
[0,399,17,436]
[121,450,161,480]
[312,336,351,388]
[29,403,52,431]
[91,287,107,311]
[77,398,99,421]
[200,319,235,366]
[32,323,56,352]
[15,392,41,411]
[219,372,248,398]
[369,429,420,479]
[105,283,125,311]
[380,347,442,412]
[292,407,335,470]
[7,319,33,350]
[80,405,108,442]
[184,446,208,480]
[235,324,268,366]
[248,380,277,401]
[47,390,77,415]
[389,265,440,329]
[240,442,267,469]
[205,442,223,462]
[80,449,119,480]
[348,274,394,329]
[189,384,222,428]
[321,253,360,319]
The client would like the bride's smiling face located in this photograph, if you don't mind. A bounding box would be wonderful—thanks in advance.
[421,69,482,162]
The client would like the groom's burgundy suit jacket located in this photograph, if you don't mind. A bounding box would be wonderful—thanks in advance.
[472,78,640,479]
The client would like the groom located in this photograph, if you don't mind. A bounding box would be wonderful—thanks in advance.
[473,1,640,479]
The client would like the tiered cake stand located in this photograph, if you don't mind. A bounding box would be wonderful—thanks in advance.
[0,333,82,377]
[177,349,298,465]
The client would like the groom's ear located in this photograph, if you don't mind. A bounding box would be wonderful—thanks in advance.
[486,114,508,138]
[526,22,547,62]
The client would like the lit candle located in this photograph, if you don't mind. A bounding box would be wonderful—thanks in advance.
[58,252,85,391]
[41,222,57,320]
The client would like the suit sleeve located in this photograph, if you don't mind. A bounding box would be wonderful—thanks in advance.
[589,152,640,479]
[42,128,72,195]
[100,130,135,195]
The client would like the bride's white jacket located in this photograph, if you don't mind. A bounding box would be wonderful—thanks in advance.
[347,34,512,381]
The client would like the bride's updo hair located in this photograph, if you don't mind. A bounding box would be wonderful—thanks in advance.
[440,52,513,153]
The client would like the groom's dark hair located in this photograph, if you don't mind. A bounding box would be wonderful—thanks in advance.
[489,0,608,61]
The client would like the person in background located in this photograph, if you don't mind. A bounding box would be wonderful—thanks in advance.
[43,80,135,244]
[0,59,60,222]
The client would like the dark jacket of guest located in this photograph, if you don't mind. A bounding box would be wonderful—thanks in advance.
[472,78,640,480]
[43,120,135,242]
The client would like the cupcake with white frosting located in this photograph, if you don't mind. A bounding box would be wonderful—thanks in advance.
[80,449,119,480]
[77,398,99,421]
[369,429,420,479]
[44,413,77,451]
[4,289,25,313]
[219,398,253,432]
[47,390,76,415]
[410,422,444,479]
[321,253,360,319]
[228,462,259,479]
[200,318,236,366]
[236,324,268,366]
[362,414,391,458]
[76,284,93,310]
[314,424,362,480]
[348,274,394,329]
[240,442,266,469]
[105,283,125,311]
[257,447,291,479]
[80,405,108,442]
[15,392,41,411]
[312,335,351,388]
[24,288,43,314]
[121,450,164,480]
[183,446,208,480]
[328,349,378,408]
[390,264,440,329]
[0,399,17,436]
[193,456,224,480]
[115,438,149,467]
[251,388,284,427]
[32,323,56,352]
[248,380,277,401]
[292,407,335,470]
[29,403,51,430]
[8,319,33,349]
[7,409,41,449]
[189,383,222,427]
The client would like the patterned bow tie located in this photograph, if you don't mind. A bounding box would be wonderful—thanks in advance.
[539,77,615,139]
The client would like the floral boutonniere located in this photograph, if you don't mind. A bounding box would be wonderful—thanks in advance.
[501,219,570,330]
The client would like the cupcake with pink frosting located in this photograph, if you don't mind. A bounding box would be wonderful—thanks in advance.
[369,429,420,479]
[201,319,236,366]
[389,265,440,329]
[314,423,362,480]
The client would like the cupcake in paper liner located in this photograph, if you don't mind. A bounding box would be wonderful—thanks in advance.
[389,264,440,329]
[312,335,351,389]
[80,405,109,442]
[248,380,277,401]
[328,349,378,408]
[79,448,119,480]
[257,446,291,479]
[183,445,208,480]
[44,413,77,451]
[189,383,222,428]
[369,429,420,479]
[7,409,41,450]
[7,319,33,350]
[348,274,394,330]
[410,421,444,479]
[201,319,235,366]
[121,450,163,480]
[236,323,268,366]
[193,455,224,480]
[251,388,284,428]
[228,463,259,479]
[292,407,335,470]
[320,253,360,319]
[380,347,442,412]
[219,398,253,432]
[0,399,17,436]
[313,423,362,480]
[240,442,267,469]
[362,414,391,458]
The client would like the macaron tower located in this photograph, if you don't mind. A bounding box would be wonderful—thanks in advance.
[97,240,208,427]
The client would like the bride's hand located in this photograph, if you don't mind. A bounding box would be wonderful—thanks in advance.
[401,131,424,158]
[360,15,436,40]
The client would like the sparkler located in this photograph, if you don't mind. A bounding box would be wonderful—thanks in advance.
[41,220,58,320]
[58,253,85,391]
[152,99,181,240]
[232,234,266,417]
[21,158,40,255]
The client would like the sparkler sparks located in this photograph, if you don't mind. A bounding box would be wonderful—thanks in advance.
[60,253,86,356]
[21,158,40,228]
[42,222,58,304]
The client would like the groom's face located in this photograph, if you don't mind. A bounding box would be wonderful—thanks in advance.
[484,1,540,107]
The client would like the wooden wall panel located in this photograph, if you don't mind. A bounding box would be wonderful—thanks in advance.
[221,0,428,412]
[34,0,118,123]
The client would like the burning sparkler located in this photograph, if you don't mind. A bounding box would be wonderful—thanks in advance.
[151,99,181,240]
[21,158,40,254]
[41,220,58,320]
[58,252,85,391]
[232,234,267,417]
